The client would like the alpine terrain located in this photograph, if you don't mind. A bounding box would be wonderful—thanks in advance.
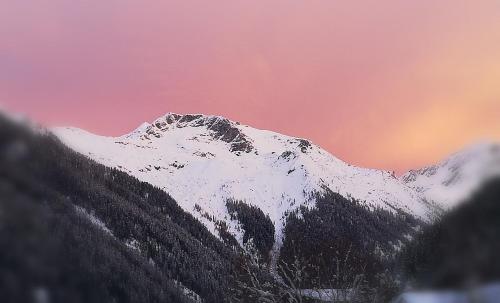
[53,113,438,249]
[2,112,500,303]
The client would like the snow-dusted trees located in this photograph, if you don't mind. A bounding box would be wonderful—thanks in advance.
[233,251,378,302]
[233,256,310,303]
[226,199,275,262]
[280,189,418,289]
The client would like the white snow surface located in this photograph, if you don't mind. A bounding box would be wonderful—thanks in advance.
[402,142,500,210]
[392,282,500,303]
[53,113,433,243]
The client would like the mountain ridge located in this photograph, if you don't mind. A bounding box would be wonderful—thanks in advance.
[53,112,436,250]
[7,110,498,301]
[52,112,500,254]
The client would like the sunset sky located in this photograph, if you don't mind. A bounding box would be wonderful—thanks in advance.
[1,0,500,172]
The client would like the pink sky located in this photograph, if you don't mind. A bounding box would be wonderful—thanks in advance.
[1,0,500,172]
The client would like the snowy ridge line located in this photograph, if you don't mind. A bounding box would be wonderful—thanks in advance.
[53,113,448,244]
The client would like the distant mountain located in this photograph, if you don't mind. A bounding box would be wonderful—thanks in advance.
[401,142,500,210]
[53,113,434,250]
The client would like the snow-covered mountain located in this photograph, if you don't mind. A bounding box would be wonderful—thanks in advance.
[402,142,500,210]
[52,113,433,245]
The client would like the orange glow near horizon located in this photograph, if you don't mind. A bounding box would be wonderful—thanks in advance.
[1,0,500,173]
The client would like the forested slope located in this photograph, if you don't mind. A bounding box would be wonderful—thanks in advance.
[0,115,237,303]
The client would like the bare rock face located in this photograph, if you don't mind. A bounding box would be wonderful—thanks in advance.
[141,113,254,153]
[297,139,312,153]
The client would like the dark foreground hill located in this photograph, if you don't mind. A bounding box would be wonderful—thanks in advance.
[0,115,238,303]
[399,177,500,289]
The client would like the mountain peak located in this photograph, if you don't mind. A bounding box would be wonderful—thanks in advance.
[130,113,254,153]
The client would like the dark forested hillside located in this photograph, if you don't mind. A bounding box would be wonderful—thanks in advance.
[399,177,500,289]
[226,199,275,262]
[0,181,191,303]
[0,115,237,303]
[280,189,420,289]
